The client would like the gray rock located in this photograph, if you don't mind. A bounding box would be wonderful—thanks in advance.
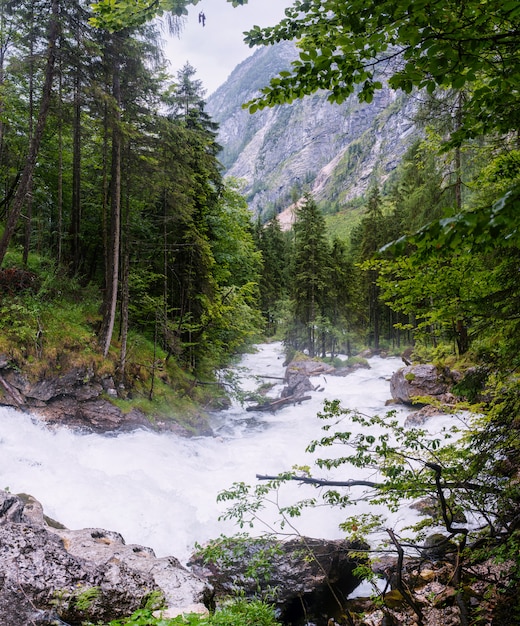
[390,365,457,406]
[23,367,96,402]
[189,536,367,624]
[55,527,210,619]
[0,490,210,625]
[282,359,335,398]
[404,404,449,426]
[422,533,457,559]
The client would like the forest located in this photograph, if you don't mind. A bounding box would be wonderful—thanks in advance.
[0,0,266,409]
[0,0,518,624]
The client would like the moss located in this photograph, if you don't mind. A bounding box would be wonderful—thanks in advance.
[0,263,226,434]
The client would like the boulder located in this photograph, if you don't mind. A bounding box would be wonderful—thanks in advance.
[390,364,457,406]
[0,490,210,625]
[404,404,449,426]
[282,359,335,399]
[189,536,368,624]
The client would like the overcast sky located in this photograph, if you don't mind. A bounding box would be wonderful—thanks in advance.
[163,0,292,96]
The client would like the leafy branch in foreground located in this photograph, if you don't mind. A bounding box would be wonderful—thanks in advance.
[90,0,249,31]
[216,396,520,623]
[242,0,520,144]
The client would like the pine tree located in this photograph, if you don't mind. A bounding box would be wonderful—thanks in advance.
[350,184,387,350]
[0,0,60,267]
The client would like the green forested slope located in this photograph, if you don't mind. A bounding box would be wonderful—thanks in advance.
[0,5,263,418]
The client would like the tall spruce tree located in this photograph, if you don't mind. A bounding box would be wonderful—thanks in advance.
[254,215,290,336]
[0,0,60,267]
[350,185,387,350]
[288,193,330,357]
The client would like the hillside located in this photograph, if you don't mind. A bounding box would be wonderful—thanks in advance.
[207,41,420,221]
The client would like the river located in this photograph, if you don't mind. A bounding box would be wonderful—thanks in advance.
[0,343,444,565]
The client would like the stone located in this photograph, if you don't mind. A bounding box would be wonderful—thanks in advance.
[390,365,457,406]
[23,367,96,402]
[189,536,368,624]
[404,405,449,426]
[282,359,335,399]
[55,528,210,617]
[282,366,314,398]
[422,534,457,559]
[0,490,210,625]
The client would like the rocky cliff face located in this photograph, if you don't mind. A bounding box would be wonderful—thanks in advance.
[207,41,420,220]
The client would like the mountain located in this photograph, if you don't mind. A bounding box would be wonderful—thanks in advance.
[207,41,420,222]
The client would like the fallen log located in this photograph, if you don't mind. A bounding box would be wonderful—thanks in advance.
[246,394,312,412]
[256,375,286,380]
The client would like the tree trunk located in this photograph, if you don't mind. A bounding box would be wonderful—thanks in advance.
[369,272,380,351]
[99,36,122,357]
[119,241,129,379]
[454,91,463,211]
[57,61,63,264]
[0,0,60,268]
[118,145,131,381]
[69,16,82,274]
[23,14,35,267]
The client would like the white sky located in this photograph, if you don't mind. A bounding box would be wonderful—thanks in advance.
[163,0,292,96]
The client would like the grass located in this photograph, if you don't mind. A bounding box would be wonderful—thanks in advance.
[0,255,224,433]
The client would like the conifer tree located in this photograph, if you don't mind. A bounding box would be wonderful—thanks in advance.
[288,193,330,357]
[0,0,60,267]
[350,185,386,350]
[255,216,290,336]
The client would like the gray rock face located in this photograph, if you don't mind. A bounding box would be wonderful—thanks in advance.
[390,365,457,405]
[189,536,368,624]
[0,363,193,434]
[207,41,419,219]
[0,490,210,625]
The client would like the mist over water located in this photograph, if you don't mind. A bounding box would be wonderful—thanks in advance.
[0,343,427,564]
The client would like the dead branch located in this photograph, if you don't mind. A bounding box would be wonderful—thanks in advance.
[256,474,381,488]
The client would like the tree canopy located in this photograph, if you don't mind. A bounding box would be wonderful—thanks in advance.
[90,0,248,31]
[243,0,520,142]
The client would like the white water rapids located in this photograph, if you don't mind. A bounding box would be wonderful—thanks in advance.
[0,343,457,565]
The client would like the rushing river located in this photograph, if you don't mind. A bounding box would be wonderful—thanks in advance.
[0,343,449,565]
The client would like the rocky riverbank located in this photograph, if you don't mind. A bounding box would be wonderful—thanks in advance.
[0,359,210,435]
[0,489,368,625]
[1,352,508,625]
[2,487,513,626]
[0,345,465,436]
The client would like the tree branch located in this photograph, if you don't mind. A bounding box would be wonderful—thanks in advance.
[256,472,501,494]
[256,474,381,488]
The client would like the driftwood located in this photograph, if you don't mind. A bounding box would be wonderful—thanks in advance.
[246,394,312,412]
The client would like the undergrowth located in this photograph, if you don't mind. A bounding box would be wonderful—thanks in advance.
[91,598,281,626]
[0,251,224,430]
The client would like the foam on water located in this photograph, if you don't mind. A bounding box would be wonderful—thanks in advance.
[0,344,459,564]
